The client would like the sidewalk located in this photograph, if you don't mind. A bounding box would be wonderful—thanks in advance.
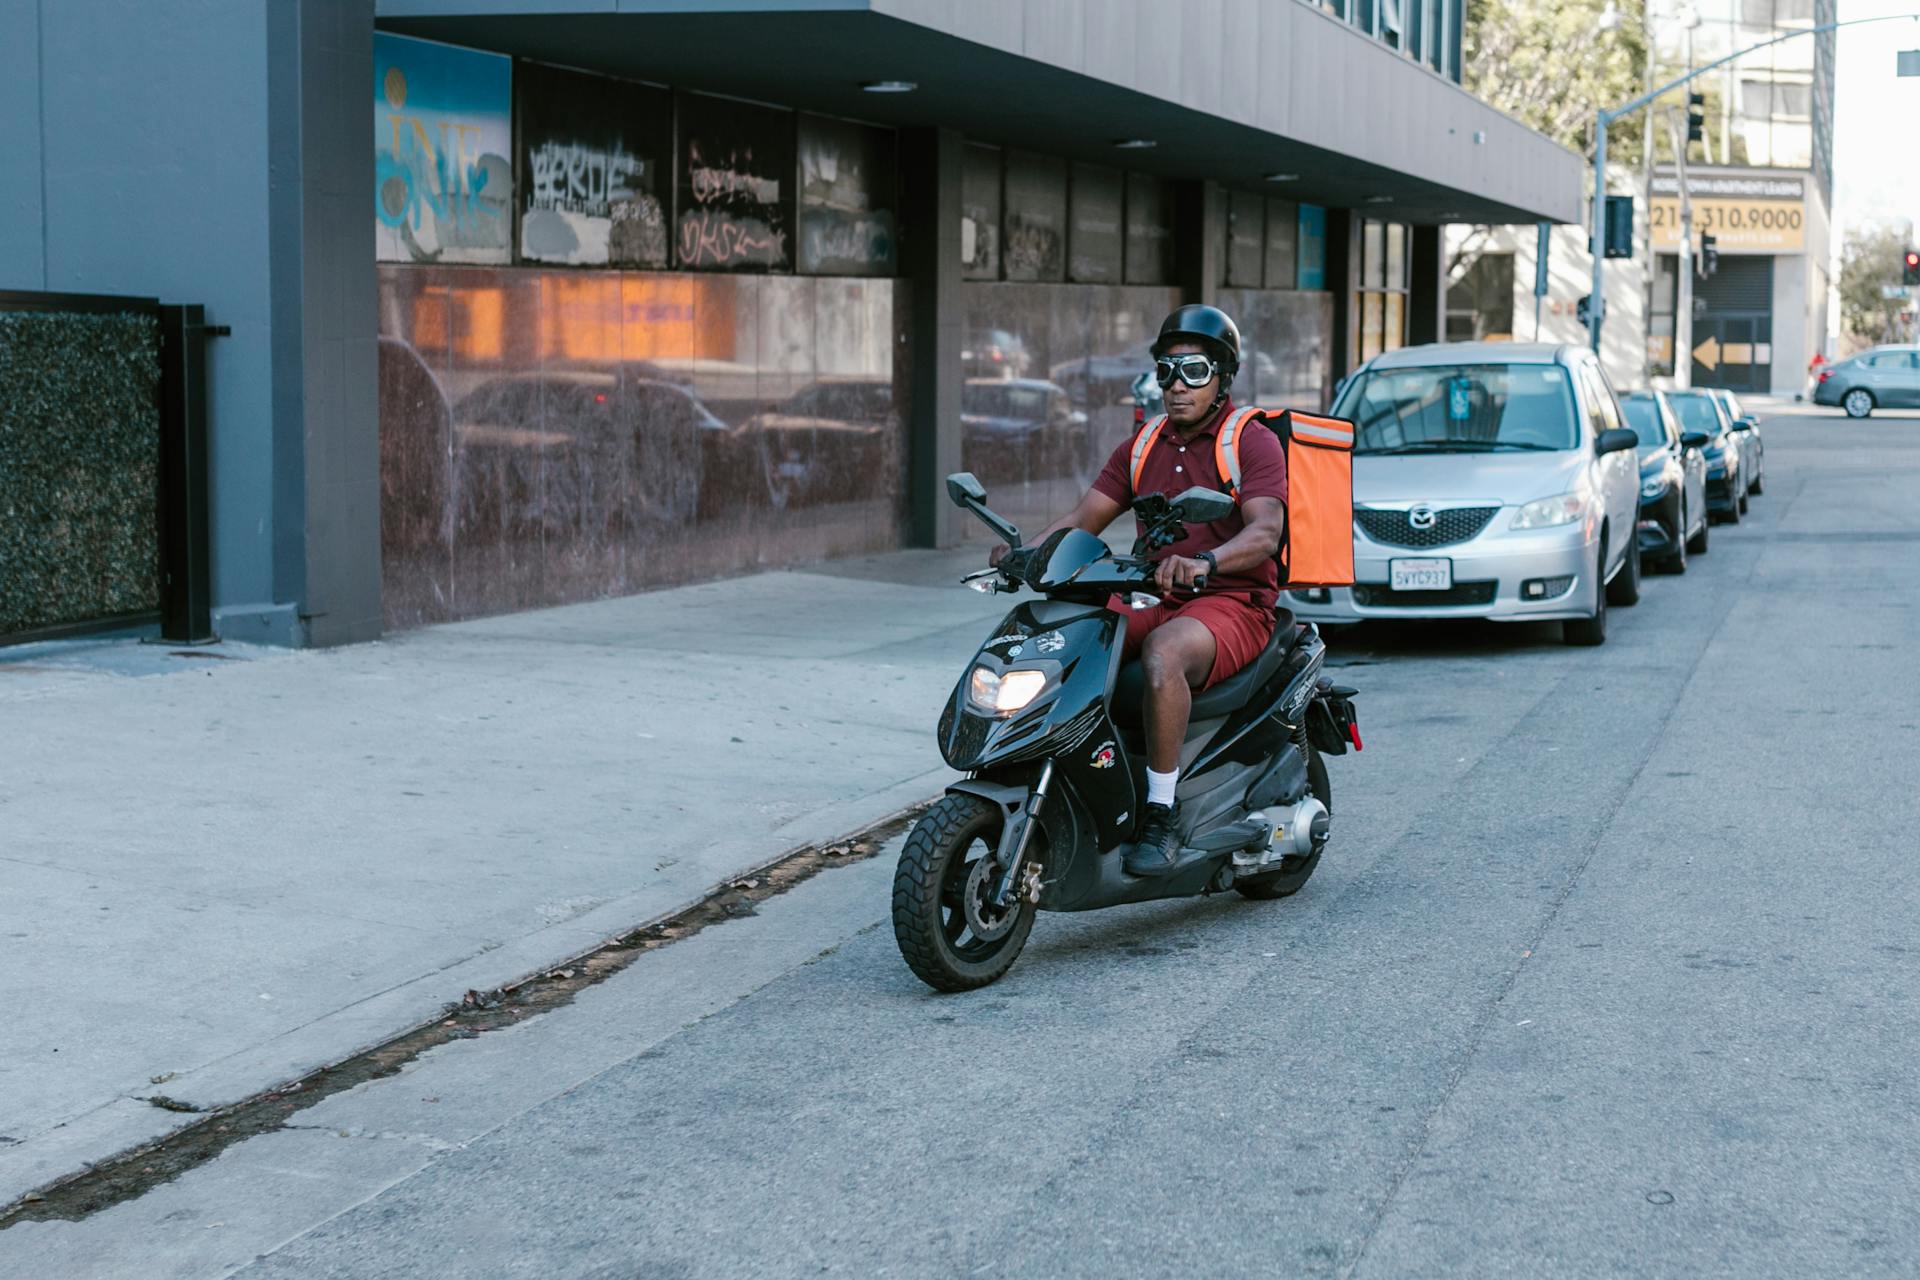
[0,546,1003,1204]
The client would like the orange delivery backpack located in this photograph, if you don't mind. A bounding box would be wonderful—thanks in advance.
[1126,406,1356,589]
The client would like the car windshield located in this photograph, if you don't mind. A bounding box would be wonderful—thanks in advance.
[1666,393,1724,436]
[1335,363,1578,455]
[1618,396,1669,453]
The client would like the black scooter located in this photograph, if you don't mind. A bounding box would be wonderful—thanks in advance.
[892,473,1363,991]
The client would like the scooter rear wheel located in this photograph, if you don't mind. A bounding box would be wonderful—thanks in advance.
[892,794,1037,991]
[1235,746,1331,901]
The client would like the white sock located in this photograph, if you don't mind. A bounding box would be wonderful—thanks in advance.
[1145,767,1179,808]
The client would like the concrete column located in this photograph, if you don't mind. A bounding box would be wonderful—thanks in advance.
[270,0,382,646]
[900,127,966,548]
[1408,224,1444,346]
[1173,181,1223,306]
[1326,209,1356,378]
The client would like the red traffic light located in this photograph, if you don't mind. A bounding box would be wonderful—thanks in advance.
[1907,252,1919,268]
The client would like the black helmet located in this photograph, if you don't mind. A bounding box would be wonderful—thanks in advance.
[1152,304,1241,378]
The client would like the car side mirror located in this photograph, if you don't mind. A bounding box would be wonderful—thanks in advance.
[1595,427,1638,456]
[1171,486,1235,524]
[946,472,987,507]
[1680,431,1711,450]
[1729,420,1753,432]
[1129,371,1158,407]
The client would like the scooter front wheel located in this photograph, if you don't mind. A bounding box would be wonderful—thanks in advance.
[892,794,1036,992]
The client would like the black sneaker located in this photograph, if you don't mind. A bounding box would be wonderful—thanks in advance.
[1124,802,1184,877]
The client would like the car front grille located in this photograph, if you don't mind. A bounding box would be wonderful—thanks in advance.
[1351,580,1499,608]
[1354,505,1500,549]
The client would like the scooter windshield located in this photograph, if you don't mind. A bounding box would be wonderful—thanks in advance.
[1030,527,1112,590]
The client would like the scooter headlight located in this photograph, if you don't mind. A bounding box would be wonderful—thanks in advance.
[1510,492,1588,530]
[968,666,1047,714]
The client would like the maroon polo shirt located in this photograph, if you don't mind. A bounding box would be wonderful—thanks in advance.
[1091,398,1288,609]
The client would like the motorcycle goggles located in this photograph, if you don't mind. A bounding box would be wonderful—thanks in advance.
[1153,354,1220,389]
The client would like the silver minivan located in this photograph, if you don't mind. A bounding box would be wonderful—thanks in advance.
[1287,342,1644,645]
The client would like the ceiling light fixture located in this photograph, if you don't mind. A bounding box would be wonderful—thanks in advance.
[1111,138,1157,149]
[1365,195,1395,204]
[1265,172,1300,182]
[861,80,918,93]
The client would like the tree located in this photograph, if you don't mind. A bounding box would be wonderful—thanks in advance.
[1465,0,1650,167]
[1838,221,1916,350]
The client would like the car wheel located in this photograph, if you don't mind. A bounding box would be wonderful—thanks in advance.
[1665,502,1689,574]
[1844,388,1874,418]
[1722,472,1742,525]
[1564,538,1608,646]
[1750,467,1764,496]
[1738,486,1749,515]
[1686,502,1709,555]
[1606,527,1641,606]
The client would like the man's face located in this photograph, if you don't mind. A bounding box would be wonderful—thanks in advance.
[1161,341,1220,429]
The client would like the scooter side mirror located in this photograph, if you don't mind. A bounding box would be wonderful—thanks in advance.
[1680,431,1711,450]
[946,472,987,507]
[1171,486,1235,524]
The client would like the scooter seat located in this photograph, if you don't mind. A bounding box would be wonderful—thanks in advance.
[1110,608,1301,729]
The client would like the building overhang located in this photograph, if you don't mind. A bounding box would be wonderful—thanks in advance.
[376,0,1584,227]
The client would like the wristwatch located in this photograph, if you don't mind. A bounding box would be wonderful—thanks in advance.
[1194,551,1218,577]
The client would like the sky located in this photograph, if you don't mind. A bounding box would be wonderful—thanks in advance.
[1830,0,1920,242]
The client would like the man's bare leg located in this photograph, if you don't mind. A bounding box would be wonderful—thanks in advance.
[1126,617,1215,877]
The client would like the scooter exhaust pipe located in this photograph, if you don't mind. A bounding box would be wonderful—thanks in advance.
[1231,798,1330,873]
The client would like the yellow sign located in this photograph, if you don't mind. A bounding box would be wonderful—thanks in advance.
[1651,197,1804,253]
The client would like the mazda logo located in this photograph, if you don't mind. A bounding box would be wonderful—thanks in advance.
[1408,505,1437,530]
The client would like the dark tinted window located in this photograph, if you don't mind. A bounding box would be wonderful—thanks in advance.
[1619,396,1671,451]
[1666,392,1725,435]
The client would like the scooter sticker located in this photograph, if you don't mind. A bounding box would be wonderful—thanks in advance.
[1007,645,1023,657]
[984,632,1025,648]
[1034,631,1065,654]
[1089,739,1116,769]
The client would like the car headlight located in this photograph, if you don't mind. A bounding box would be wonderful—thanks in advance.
[967,666,1048,714]
[1510,492,1588,530]
[1640,477,1670,500]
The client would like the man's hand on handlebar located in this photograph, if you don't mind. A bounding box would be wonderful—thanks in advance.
[1153,555,1210,594]
[989,543,1011,568]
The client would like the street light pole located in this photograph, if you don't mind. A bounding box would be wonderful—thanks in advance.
[1587,11,1920,354]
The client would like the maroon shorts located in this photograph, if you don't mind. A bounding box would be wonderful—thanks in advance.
[1108,593,1277,690]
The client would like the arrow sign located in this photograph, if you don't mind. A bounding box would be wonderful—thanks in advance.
[1693,334,1721,371]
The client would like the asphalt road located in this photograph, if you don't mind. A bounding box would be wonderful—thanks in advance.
[8,408,1920,1278]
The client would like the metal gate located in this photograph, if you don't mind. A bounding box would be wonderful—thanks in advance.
[1690,257,1773,392]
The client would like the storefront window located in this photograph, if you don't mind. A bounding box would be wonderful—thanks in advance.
[1227,190,1266,288]
[1361,291,1385,360]
[961,144,1002,281]
[1357,218,1412,354]
[797,115,897,276]
[1265,199,1298,290]
[1125,173,1174,285]
[1068,163,1124,283]
[1002,150,1067,282]
[675,91,794,272]
[1363,221,1386,289]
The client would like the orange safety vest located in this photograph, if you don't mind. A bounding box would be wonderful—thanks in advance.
[1126,406,1356,588]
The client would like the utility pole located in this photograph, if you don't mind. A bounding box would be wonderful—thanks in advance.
[1668,111,1694,390]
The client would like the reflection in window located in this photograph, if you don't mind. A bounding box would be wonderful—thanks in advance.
[961,144,1002,281]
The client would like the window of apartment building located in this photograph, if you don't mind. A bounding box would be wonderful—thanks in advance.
[1068,162,1124,283]
[961,144,1002,281]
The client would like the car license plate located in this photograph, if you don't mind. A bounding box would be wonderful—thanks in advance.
[1389,558,1452,591]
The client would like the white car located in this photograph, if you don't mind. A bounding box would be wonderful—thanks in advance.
[1287,342,1644,645]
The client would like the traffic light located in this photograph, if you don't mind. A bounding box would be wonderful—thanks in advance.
[1603,195,1635,259]
[1686,92,1706,144]
[1700,233,1719,279]
[1903,250,1920,286]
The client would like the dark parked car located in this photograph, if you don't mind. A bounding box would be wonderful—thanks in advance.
[1620,389,1710,573]
[1707,387,1765,495]
[1811,345,1920,418]
[959,378,1089,482]
[731,377,900,510]
[1662,389,1745,524]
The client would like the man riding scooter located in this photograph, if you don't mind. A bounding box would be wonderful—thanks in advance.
[989,305,1287,878]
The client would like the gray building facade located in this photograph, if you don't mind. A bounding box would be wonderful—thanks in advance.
[0,0,1582,644]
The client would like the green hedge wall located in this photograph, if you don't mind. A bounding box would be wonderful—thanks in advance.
[0,310,162,638]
